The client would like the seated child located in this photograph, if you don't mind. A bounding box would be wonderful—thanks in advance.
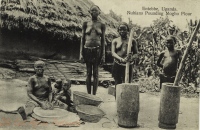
[52,79,74,111]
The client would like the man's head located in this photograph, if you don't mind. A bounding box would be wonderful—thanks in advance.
[165,36,176,49]
[168,26,175,35]
[89,5,101,17]
[118,22,129,38]
[34,60,45,76]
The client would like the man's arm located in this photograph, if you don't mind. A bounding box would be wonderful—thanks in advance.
[101,23,106,63]
[132,39,138,54]
[131,39,138,59]
[157,52,164,68]
[177,49,183,67]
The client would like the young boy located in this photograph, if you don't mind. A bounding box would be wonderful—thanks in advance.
[157,36,182,89]
[52,79,74,109]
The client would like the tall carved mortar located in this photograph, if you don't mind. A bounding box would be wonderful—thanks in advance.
[158,83,181,129]
[116,83,139,128]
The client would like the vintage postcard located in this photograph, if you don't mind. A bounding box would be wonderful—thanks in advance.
[0,0,199,129]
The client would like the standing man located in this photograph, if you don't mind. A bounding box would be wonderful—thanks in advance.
[80,5,106,95]
[157,36,182,89]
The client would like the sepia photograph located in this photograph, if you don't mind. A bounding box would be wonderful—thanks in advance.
[0,0,199,129]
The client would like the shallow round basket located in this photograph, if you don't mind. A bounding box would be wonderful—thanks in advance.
[73,91,103,106]
[32,107,80,125]
[76,105,105,123]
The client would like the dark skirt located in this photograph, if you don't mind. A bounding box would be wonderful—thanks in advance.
[160,73,175,89]
[112,62,133,82]
[83,46,101,64]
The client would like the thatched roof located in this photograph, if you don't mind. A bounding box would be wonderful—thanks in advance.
[0,0,119,40]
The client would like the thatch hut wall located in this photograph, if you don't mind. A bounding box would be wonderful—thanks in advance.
[0,28,80,60]
[0,0,119,60]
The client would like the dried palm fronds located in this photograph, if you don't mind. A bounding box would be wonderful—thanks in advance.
[0,0,119,39]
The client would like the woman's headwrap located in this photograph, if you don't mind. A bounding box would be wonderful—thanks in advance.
[34,60,45,68]
[117,22,130,32]
[89,5,101,11]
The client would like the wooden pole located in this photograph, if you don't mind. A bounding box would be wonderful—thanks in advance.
[152,33,156,70]
[173,19,200,86]
[79,39,83,60]
[125,28,134,83]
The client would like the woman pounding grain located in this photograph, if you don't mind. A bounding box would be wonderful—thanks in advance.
[80,5,106,95]
[111,22,138,97]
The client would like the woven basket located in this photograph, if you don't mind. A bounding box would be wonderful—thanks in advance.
[76,105,105,123]
[73,91,103,106]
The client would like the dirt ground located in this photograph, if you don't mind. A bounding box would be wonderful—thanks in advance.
[0,77,199,130]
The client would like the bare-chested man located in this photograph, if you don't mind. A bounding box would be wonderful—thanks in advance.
[157,36,182,89]
[111,22,138,94]
[80,5,106,95]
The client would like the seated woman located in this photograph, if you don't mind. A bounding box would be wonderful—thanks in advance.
[20,61,69,120]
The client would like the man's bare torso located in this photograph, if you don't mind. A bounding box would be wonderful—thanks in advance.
[162,50,179,76]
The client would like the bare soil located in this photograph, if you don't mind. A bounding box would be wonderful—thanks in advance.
[0,77,199,130]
